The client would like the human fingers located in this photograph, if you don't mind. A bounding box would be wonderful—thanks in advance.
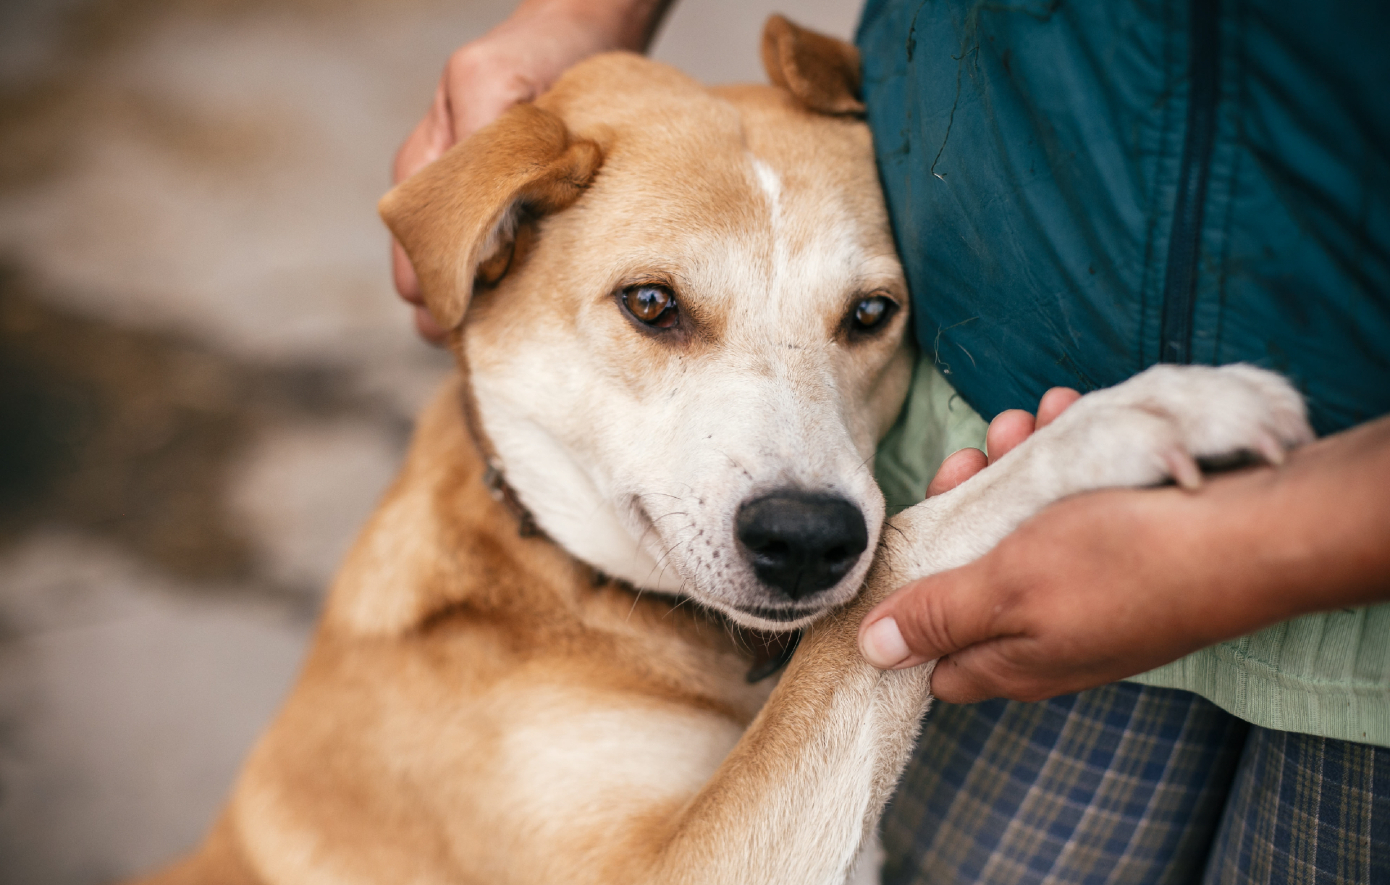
[389,45,546,340]
[393,244,450,344]
[388,34,547,336]
[394,83,454,188]
[858,562,998,670]
[923,621,1112,704]
[985,409,1036,463]
[924,391,1082,500]
[393,57,549,340]
[441,46,545,144]
[926,640,1043,704]
[392,240,423,306]
[387,7,613,342]
[391,89,453,322]
[926,488,1212,702]
[413,305,447,344]
[1035,387,1082,428]
[925,447,989,497]
[981,389,1081,465]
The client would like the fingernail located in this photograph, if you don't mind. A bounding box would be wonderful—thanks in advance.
[861,617,910,669]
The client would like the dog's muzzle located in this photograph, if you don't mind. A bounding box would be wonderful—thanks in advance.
[736,490,868,602]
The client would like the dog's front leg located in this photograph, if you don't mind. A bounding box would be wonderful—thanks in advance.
[633,587,931,885]
[633,365,1311,885]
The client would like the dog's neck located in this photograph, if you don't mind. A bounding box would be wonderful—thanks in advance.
[322,375,589,635]
[452,343,545,541]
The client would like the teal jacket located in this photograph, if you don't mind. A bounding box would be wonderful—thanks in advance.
[859,0,1390,745]
[857,0,1389,435]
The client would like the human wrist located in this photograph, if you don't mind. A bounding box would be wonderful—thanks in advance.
[1107,488,1250,656]
[1157,478,1291,645]
[1166,419,1390,642]
[1238,417,1390,612]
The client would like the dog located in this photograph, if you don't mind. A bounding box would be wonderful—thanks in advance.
[133,16,1312,885]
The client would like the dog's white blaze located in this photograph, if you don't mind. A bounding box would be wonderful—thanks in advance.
[750,155,789,292]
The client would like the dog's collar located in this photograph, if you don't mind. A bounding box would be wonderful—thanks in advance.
[453,371,544,540]
[482,458,541,538]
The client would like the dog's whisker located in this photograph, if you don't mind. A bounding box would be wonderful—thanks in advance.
[639,523,693,599]
[855,451,876,476]
[714,448,755,483]
[640,490,686,502]
[667,593,699,619]
[649,511,693,525]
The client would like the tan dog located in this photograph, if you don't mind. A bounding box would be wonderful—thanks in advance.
[135,17,1311,885]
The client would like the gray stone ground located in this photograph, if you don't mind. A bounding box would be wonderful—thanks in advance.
[0,1,856,882]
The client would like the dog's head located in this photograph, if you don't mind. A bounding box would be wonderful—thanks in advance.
[381,17,912,631]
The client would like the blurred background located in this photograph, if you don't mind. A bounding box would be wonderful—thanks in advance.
[0,0,858,881]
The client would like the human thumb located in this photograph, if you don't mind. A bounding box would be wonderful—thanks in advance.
[857,563,994,670]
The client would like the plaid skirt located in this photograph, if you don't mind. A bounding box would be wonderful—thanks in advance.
[881,684,1389,884]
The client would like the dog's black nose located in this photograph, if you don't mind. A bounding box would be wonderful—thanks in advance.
[736,491,868,601]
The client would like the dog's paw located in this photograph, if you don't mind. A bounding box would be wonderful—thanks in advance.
[1033,363,1313,494]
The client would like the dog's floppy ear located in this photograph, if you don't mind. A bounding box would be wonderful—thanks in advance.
[760,14,865,116]
[379,103,602,331]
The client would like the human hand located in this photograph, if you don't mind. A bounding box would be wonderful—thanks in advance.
[858,379,1227,703]
[859,396,1390,705]
[392,0,671,343]
[860,483,1232,703]
[857,383,1229,702]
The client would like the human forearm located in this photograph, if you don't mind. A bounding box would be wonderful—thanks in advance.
[425,0,676,145]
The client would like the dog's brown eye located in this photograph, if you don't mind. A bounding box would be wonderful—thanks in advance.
[621,284,678,329]
[849,294,898,334]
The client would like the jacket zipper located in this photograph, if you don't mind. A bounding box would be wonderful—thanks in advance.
[1159,0,1222,364]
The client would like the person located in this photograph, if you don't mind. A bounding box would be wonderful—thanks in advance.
[390,1,1390,881]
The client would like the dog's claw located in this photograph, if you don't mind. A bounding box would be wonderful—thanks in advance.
[1164,449,1204,490]
[1254,429,1286,466]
